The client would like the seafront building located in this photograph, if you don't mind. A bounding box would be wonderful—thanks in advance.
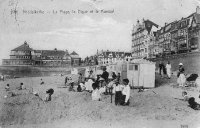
[2,42,81,66]
[131,19,158,59]
[132,6,200,59]
[97,50,132,65]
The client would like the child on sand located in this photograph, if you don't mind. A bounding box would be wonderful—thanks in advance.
[45,88,54,102]
[40,79,44,85]
[92,83,101,101]
[19,83,26,90]
[182,91,189,101]
[5,84,10,91]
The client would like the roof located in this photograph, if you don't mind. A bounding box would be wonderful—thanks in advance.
[12,41,33,51]
[194,13,200,24]
[41,50,66,57]
[98,51,132,58]
[130,59,155,64]
[70,51,78,55]
[70,51,80,58]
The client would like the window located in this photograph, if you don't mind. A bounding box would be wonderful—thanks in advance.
[129,65,133,70]
[135,65,138,71]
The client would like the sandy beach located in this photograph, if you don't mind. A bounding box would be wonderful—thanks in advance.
[0,73,200,128]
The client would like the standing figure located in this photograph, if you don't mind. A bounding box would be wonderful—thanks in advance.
[120,79,130,106]
[101,67,109,83]
[177,63,186,86]
[65,76,68,86]
[166,61,172,79]
[112,72,117,80]
[113,80,123,105]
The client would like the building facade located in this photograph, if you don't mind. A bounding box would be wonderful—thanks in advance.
[132,6,200,59]
[97,50,132,65]
[3,41,33,65]
[131,19,158,59]
[2,42,81,66]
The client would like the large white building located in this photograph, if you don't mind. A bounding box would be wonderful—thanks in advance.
[131,19,158,59]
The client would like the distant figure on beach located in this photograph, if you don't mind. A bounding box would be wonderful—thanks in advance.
[182,91,189,101]
[101,67,109,83]
[40,79,44,85]
[5,84,10,91]
[120,79,130,106]
[19,83,26,90]
[159,61,165,78]
[45,88,54,102]
[88,70,95,81]
[65,76,68,86]
[112,72,117,80]
[177,63,186,86]
[78,73,83,85]
[0,75,4,81]
[77,84,82,92]
[166,61,172,79]
[188,97,200,110]
[69,82,75,92]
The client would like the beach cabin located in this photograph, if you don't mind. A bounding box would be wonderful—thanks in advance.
[115,60,128,80]
[127,59,155,88]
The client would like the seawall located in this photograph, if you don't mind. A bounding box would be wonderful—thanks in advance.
[150,52,200,75]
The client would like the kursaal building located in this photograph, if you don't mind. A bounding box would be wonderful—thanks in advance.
[2,41,81,67]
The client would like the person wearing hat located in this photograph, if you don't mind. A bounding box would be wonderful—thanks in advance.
[177,63,186,86]
[99,77,106,94]
[120,79,130,106]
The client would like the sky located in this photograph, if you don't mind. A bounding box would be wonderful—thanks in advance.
[0,0,199,63]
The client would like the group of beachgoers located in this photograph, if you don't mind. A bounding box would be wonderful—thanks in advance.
[4,79,54,102]
[159,61,200,110]
[65,67,131,106]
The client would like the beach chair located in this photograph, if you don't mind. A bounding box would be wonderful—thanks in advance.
[185,74,198,87]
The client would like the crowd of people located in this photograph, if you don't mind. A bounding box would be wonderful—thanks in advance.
[65,67,131,106]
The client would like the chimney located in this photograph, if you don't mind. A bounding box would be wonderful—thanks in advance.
[54,48,57,51]
[196,6,200,14]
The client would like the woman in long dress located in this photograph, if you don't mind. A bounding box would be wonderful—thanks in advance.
[166,61,171,79]
[177,63,186,86]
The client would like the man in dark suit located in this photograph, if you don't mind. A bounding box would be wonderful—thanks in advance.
[101,67,109,83]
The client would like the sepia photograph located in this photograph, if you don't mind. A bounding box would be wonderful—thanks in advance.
[0,0,200,128]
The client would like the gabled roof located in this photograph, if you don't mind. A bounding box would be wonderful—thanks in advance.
[12,41,33,51]
[70,51,78,55]
[70,51,80,58]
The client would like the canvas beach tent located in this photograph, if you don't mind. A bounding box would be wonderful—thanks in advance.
[127,59,155,88]
[71,68,78,75]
